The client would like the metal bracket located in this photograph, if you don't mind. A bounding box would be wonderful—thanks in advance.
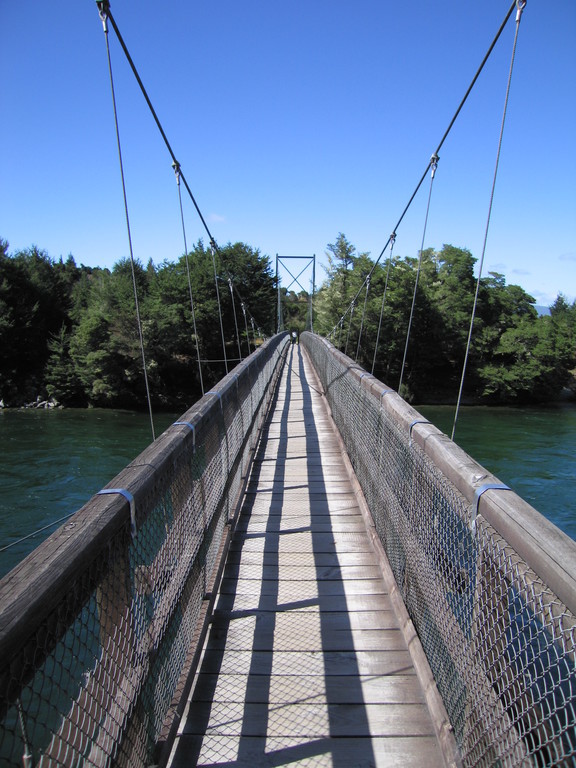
[409,419,431,446]
[173,421,196,451]
[97,488,136,537]
[471,482,511,534]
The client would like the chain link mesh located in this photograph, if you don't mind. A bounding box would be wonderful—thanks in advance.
[303,332,576,768]
[0,334,289,768]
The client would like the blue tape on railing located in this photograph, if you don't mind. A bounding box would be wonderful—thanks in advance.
[471,483,511,534]
[173,420,195,430]
[206,390,224,411]
[173,421,196,451]
[408,419,431,446]
[97,488,137,537]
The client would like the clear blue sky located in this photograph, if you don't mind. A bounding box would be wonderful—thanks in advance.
[1,0,575,307]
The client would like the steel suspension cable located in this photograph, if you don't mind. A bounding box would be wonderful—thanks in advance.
[211,245,229,375]
[327,0,519,340]
[98,6,156,441]
[241,302,251,356]
[228,277,243,363]
[0,513,76,554]
[344,303,355,358]
[451,0,527,441]
[398,155,439,395]
[339,319,345,349]
[371,232,396,375]
[355,275,371,362]
[96,1,214,245]
[95,1,265,342]
[173,162,205,395]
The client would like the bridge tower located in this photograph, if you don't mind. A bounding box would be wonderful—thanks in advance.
[275,254,316,334]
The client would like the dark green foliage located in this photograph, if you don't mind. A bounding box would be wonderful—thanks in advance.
[0,242,74,403]
[0,239,276,410]
[315,239,576,404]
[0,234,573,408]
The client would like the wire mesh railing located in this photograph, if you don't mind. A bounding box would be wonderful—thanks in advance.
[0,332,289,768]
[302,331,576,768]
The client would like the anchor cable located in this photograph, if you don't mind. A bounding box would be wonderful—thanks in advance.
[355,274,371,363]
[173,161,205,395]
[398,155,439,395]
[211,244,229,375]
[451,0,527,440]
[371,232,396,375]
[95,1,266,343]
[98,4,156,440]
[327,0,519,340]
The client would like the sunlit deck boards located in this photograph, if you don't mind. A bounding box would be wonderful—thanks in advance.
[168,344,446,767]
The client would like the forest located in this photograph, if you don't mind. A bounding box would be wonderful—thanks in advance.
[1,234,574,411]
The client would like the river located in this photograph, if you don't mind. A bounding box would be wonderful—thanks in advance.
[0,402,574,579]
[0,408,178,578]
[419,401,576,541]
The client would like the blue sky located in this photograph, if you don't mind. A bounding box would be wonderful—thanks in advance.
[1,0,575,307]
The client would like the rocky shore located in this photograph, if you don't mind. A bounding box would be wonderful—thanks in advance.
[0,397,61,410]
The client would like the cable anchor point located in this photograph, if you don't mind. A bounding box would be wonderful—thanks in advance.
[96,0,110,31]
[516,0,526,22]
[430,153,440,179]
[172,160,181,185]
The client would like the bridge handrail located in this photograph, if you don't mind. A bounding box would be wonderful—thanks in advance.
[0,332,289,767]
[302,331,576,767]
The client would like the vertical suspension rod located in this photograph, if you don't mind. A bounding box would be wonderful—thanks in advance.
[95,1,263,342]
[329,0,519,338]
[98,1,156,440]
[451,0,527,440]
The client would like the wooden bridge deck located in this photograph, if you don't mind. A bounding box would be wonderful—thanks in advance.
[168,344,447,767]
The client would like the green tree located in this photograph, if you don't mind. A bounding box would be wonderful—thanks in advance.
[45,325,84,405]
[69,261,152,407]
[0,244,72,403]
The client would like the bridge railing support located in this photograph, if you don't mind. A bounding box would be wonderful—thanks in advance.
[302,331,576,768]
[0,332,289,768]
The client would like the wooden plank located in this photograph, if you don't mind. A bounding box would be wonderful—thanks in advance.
[235,518,368,533]
[189,672,423,704]
[192,649,416,677]
[218,577,391,597]
[228,533,376,554]
[221,564,386,581]
[167,345,446,768]
[206,627,406,653]
[212,592,394,615]
[210,609,399,632]
[170,735,446,768]
[181,702,436,737]
[223,549,378,567]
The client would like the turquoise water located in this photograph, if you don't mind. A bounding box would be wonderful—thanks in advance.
[0,402,574,579]
[419,402,576,541]
[0,408,178,578]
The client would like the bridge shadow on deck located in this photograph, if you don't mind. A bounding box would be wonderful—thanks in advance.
[169,345,438,767]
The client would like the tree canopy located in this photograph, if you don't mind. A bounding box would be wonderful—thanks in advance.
[0,238,276,409]
[1,235,574,409]
[314,238,576,404]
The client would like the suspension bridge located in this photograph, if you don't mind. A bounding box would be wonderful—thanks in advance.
[1,1,575,766]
